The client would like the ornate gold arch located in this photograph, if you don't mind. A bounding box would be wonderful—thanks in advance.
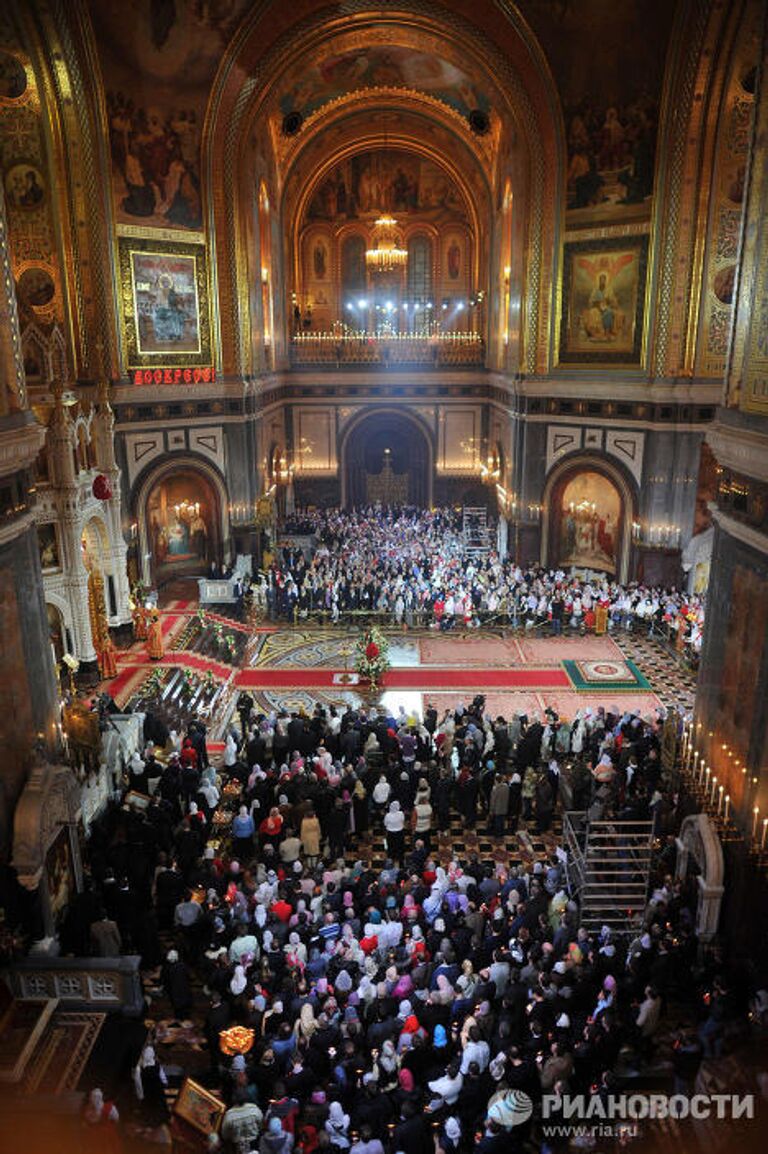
[203,0,563,377]
[284,107,489,294]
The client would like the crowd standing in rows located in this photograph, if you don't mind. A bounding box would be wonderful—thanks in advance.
[245,507,704,655]
[66,687,756,1153]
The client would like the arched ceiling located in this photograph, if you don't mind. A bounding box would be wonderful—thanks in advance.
[280,103,493,252]
[268,25,500,133]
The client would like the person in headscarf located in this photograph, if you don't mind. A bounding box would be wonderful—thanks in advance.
[383,800,405,864]
[133,1044,169,1127]
[259,1115,294,1154]
[230,963,248,997]
[294,1002,317,1045]
[232,804,255,860]
[324,1100,351,1149]
[162,948,192,1019]
[82,1088,122,1154]
[376,1039,400,1092]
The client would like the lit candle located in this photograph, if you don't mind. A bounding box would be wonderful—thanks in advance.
[710,775,718,805]
[693,751,699,779]
[752,806,759,840]
[763,819,768,852]
[717,785,724,816]
[724,795,730,823]
[704,765,710,793]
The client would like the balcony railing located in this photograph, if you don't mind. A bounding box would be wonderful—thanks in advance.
[289,332,485,368]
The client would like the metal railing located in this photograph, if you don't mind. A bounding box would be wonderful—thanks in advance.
[289,333,485,367]
[563,811,655,934]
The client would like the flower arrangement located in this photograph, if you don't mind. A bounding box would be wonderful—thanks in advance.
[219,1025,255,1055]
[178,669,201,700]
[355,626,390,687]
[145,669,165,697]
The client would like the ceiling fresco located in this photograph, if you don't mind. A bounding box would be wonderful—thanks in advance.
[88,0,251,232]
[305,148,469,224]
[278,45,492,123]
[521,0,680,222]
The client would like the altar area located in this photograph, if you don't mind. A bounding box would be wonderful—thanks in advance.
[102,598,695,751]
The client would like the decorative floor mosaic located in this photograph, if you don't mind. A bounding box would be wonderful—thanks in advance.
[104,611,697,737]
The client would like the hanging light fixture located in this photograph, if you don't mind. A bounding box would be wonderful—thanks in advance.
[365,213,408,274]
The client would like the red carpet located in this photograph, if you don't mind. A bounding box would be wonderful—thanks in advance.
[235,666,571,690]
[159,651,234,679]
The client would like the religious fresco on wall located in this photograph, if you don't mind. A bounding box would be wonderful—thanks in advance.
[559,236,649,365]
[693,441,718,538]
[279,45,490,123]
[37,523,61,572]
[695,1,759,380]
[4,164,45,211]
[17,266,55,310]
[131,251,201,355]
[46,826,73,928]
[307,150,466,222]
[106,93,203,230]
[88,0,252,231]
[556,471,622,575]
[0,23,63,342]
[117,235,212,368]
[0,50,27,101]
[146,473,213,571]
[716,563,768,807]
[522,0,679,223]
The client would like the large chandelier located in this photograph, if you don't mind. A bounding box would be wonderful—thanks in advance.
[365,215,408,274]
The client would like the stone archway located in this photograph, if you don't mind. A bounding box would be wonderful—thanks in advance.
[542,453,637,584]
[675,813,724,943]
[341,409,433,508]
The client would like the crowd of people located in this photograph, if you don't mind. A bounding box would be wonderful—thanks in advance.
[61,687,759,1154]
[249,507,704,656]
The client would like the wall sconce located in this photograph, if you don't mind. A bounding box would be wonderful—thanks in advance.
[480,451,501,485]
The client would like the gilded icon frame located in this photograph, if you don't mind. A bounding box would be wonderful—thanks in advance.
[557,234,649,367]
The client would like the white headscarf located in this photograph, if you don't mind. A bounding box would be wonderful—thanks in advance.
[230,964,247,996]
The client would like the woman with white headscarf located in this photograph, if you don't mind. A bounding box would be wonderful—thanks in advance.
[223,731,238,768]
[384,800,405,863]
[133,1043,169,1126]
[376,1039,400,1092]
[230,963,248,997]
[82,1088,121,1153]
[324,1100,351,1149]
[284,931,307,969]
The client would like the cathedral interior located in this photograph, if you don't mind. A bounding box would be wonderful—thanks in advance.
[0,0,767,1150]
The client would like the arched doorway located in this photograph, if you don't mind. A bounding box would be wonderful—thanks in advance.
[141,466,222,587]
[543,456,636,582]
[342,410,432,508]
[81,515,115,624]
